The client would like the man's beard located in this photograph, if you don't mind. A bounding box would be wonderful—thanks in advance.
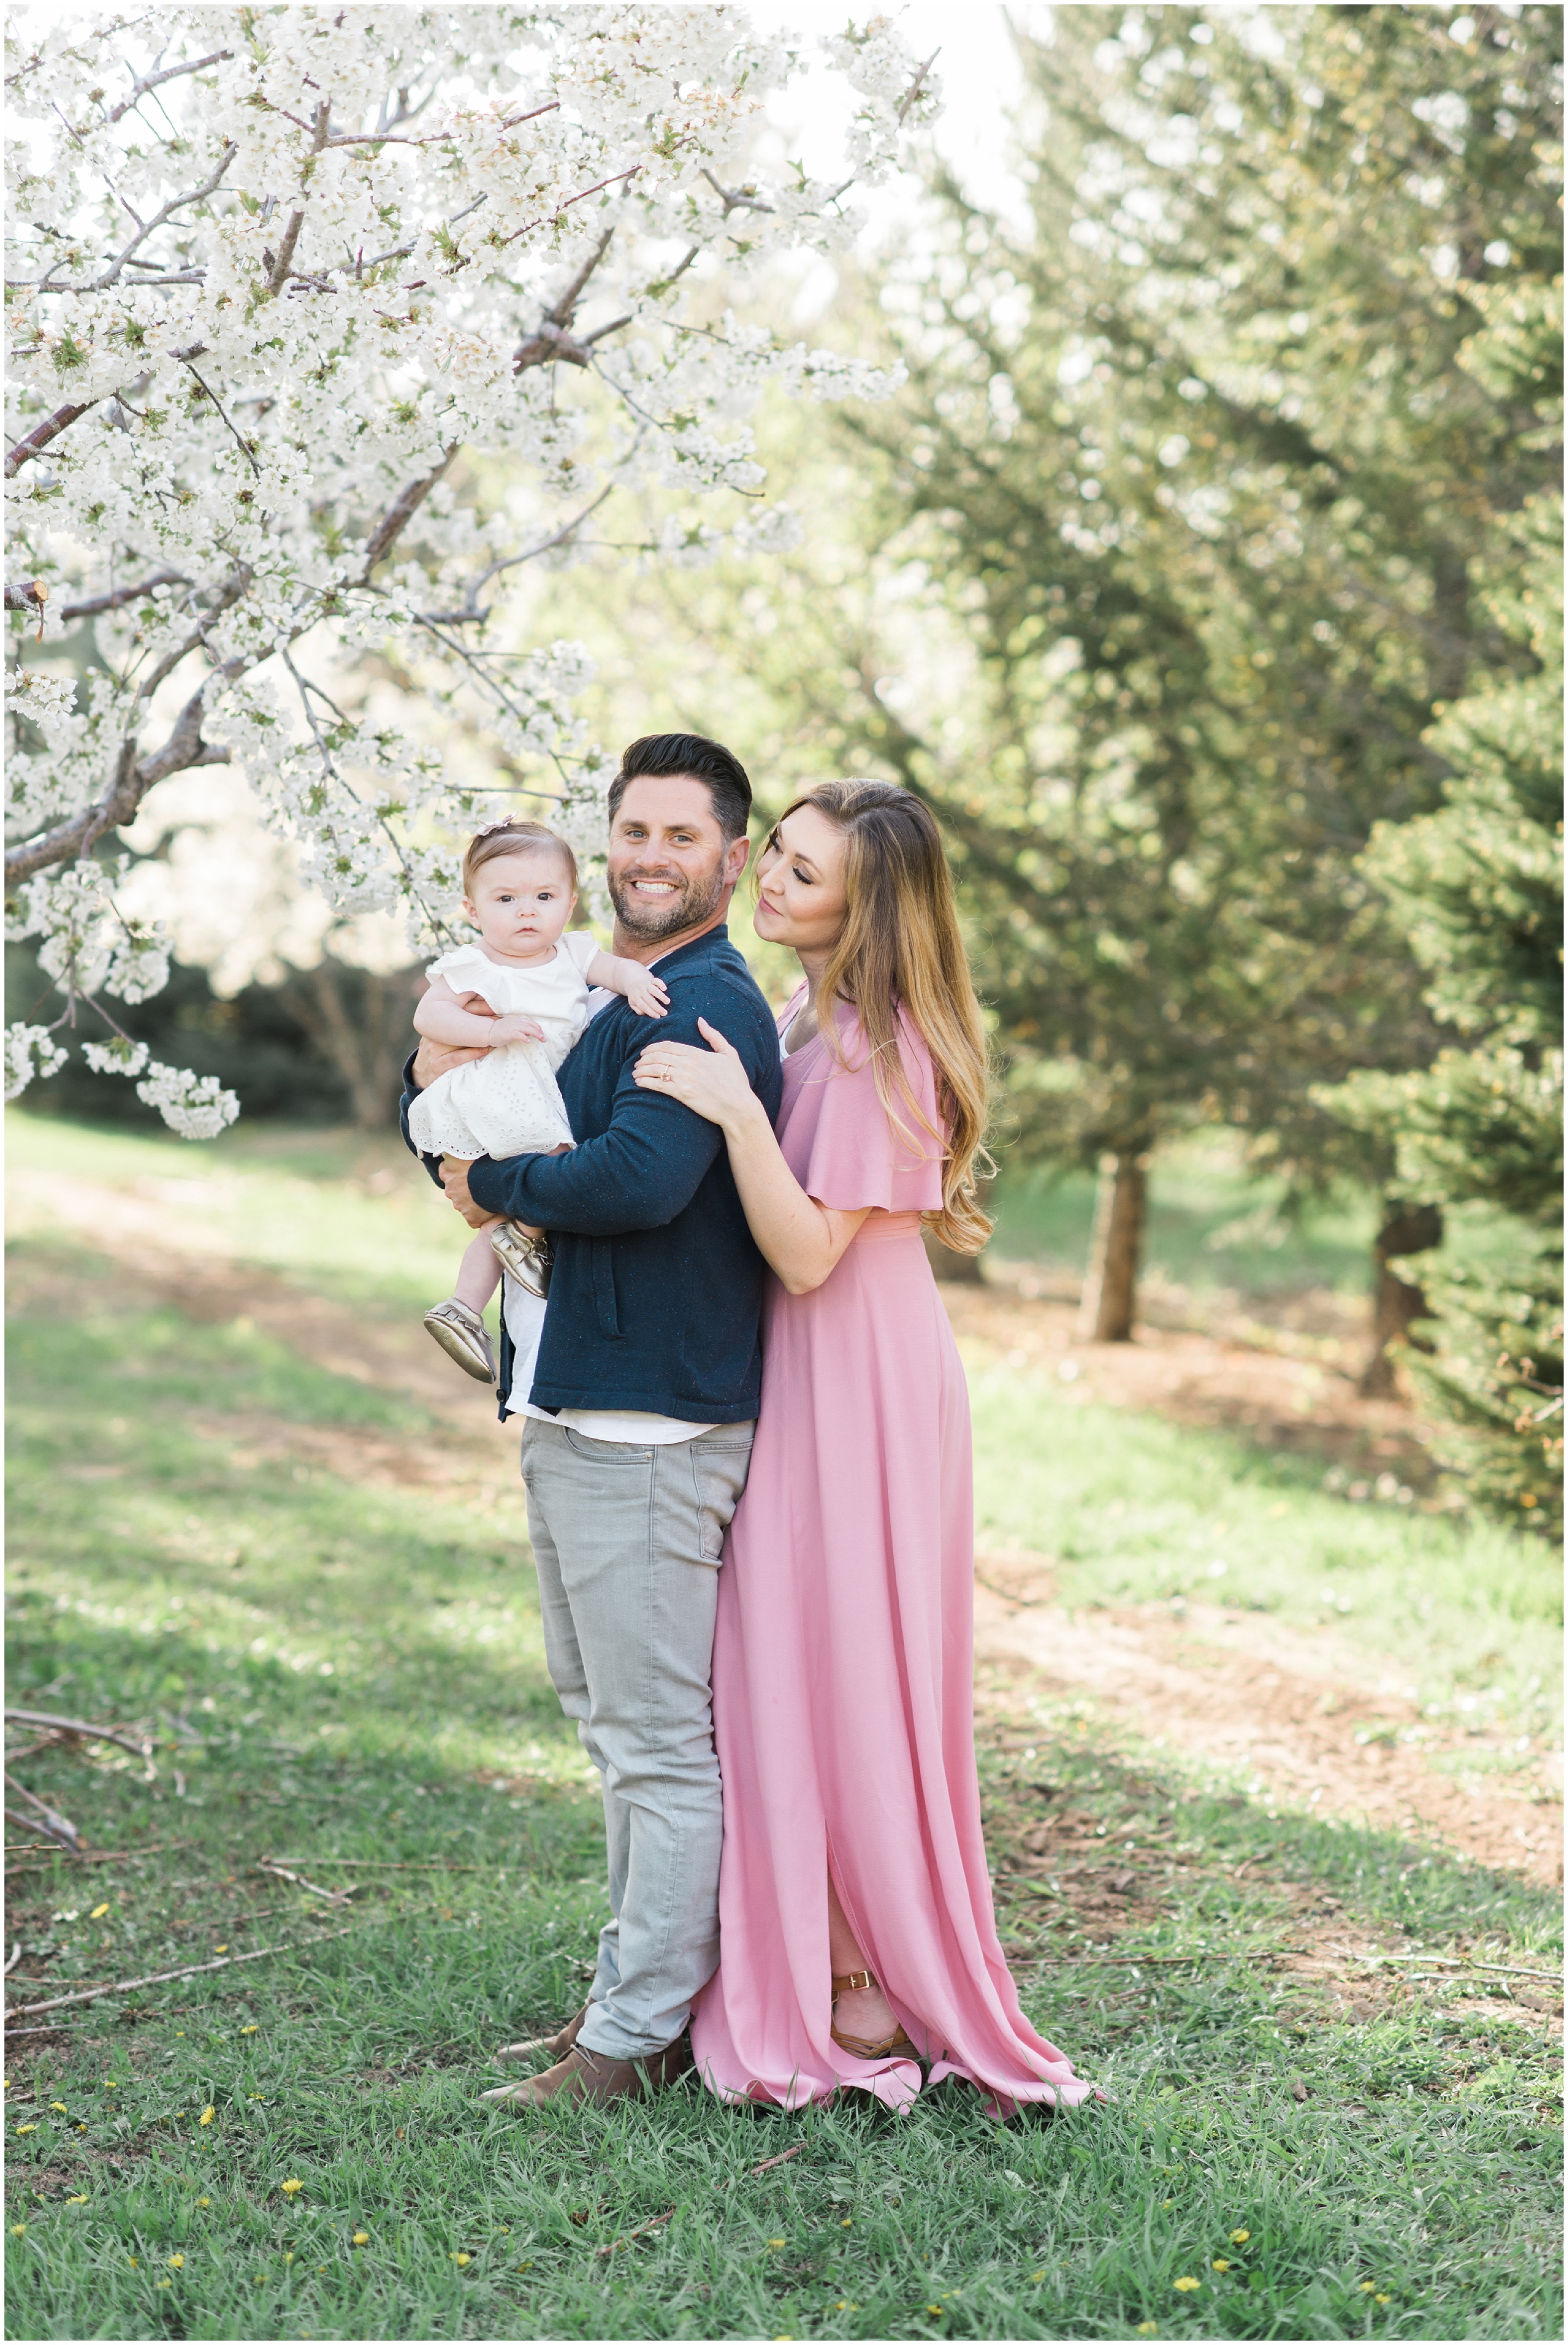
[607,858,726,942]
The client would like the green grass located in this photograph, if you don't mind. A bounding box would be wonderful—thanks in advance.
[968,1369,1562,1746]
[5,1117,1562,2340]
[990,1137,1377,1313]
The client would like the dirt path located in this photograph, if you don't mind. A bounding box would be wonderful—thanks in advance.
[973,1571,1560,1887]
[11,1163,1561,1888]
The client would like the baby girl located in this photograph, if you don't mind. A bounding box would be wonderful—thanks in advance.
[408,817,666,1382]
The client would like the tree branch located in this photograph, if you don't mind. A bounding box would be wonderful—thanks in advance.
[513,229,617,371]
[87,142,238,292]
[494,166,640,257]
[102,49,233,126]
[6,401,97,477]
[418,482,617,620]
[57,571,189,622]
[263,210,306,295]
[362,444,460,570]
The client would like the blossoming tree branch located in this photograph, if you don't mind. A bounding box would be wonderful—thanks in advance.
[4,4,938,1132]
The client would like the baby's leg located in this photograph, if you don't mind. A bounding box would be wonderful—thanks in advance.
[453,1225,504,1313]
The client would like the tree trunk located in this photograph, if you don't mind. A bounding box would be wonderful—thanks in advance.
[1360,1201,1443,1397]
[278,953,424,1132]
[923,1228,986,1282]
[922,1172,995,1284]
[1078,1148,1148,1343]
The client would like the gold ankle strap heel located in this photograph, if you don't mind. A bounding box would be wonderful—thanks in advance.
[830,1969,922,2063]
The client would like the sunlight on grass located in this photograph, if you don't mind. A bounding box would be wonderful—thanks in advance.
[6,1116,1562,2342]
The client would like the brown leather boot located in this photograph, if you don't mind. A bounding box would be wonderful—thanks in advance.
[480,2034,692,2110]
[496,2002,590,2063]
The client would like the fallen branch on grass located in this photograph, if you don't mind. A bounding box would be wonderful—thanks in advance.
[1364,1954,1561,1985]
[4,1709,156,1767]
[4,1784,81,1853]
[4,1944,19,1977]
[1016,1945,1563,1987]
[1018,1947,1315,1967]
[255,1858,362,1906]
[4,1839,193,1873]
[596,2142,806,2257]
[264,1856,489,1871]
[4,1927,356,2021]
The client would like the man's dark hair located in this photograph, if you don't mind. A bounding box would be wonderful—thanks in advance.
[608,733,752,843]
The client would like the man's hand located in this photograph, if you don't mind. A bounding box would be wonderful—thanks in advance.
[413,1034,490,1089]
[439,1157,496,1229]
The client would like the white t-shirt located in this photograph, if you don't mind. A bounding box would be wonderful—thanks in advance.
[495,952,716,1447]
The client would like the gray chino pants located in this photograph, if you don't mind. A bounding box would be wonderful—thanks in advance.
[517,1417,756,2061]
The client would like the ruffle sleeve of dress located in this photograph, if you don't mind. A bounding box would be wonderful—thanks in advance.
[425,942,517,1013]
[781,1004,946,1218]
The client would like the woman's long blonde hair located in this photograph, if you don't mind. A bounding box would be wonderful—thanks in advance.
[770,779,993,1254]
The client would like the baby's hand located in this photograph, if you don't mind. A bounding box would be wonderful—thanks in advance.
[623,972,669,1020]
[485,1014,546,1047]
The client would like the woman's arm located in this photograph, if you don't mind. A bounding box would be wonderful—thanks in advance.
[632,1018,869,1294]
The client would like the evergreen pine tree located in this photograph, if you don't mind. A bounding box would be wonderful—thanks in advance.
[1320,266,1562,1529]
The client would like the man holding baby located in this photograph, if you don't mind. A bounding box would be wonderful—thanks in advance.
[401,731,780,2110]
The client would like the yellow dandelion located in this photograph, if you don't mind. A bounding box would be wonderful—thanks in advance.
[167,2254,184,2269]
[199,2106,215,2125]
[15,2122,36,2135]
[197,2197,209,2208]
[1360,2282,1376,2293]
[517,2260,532,2272]
[1173,2276,1201,2292]
[452,2252,471,2266]
[280,2178,304,2196]
[926,2307,946,2319]
[1212,2258,1231,2271]
[352,2231,369,2247]
[1030,2269,1046,2282]
[1162,2198,1174,2210]
[1375,2295,1391,2306]
[65,2195,87,2205]
[1137,2326,1160,2337]
[11,2225,26,2235]
[214,1945,228,1954]
[50,2100,67,2112]
[285,2252,295,2263]
[840,2217,852,2227]
[241,2024,258,2035]
[158,2279,172,2289]
[766,2236,785,2248]
[91,1903,110,1920]
[1230,2228,1250,2245]
[127,2256,138,2267]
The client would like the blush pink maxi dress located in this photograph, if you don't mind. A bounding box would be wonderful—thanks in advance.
[689,996,1093,2116]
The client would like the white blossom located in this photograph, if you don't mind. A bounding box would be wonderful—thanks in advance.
[6,4,937,1130]
[4,1023,68,1101]
[81,1036,151,1077]
[134,1060,240,1142]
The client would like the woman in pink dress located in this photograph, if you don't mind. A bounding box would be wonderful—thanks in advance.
[632,780,1091,2117]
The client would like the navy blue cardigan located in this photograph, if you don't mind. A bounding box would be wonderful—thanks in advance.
[400,922,782,1423]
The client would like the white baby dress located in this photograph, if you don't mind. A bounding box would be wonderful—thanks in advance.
[406,933,600,1161]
